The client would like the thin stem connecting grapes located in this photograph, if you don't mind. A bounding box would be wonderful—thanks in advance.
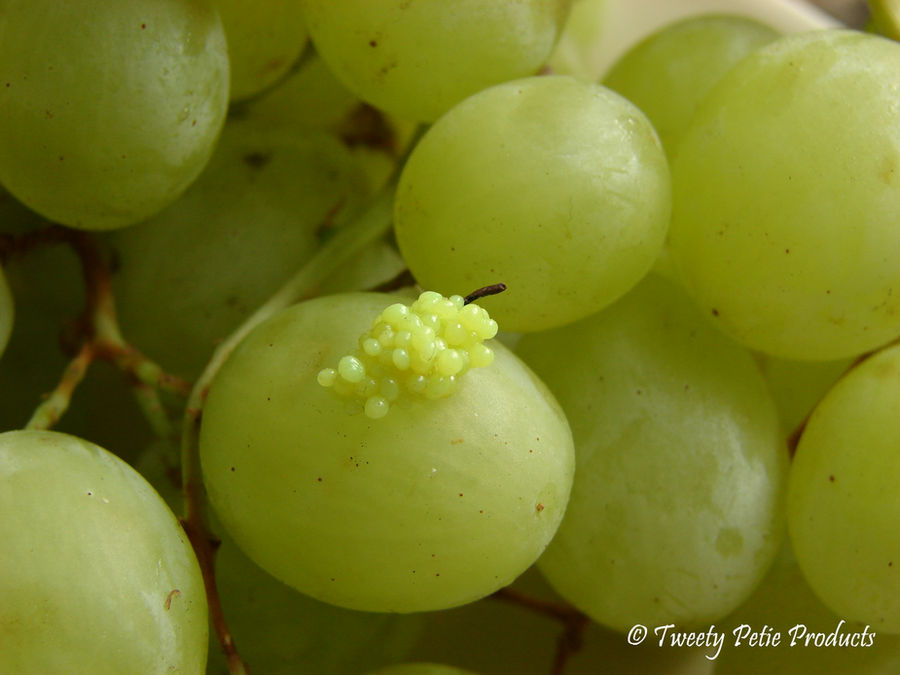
[491,587,589,674]
[2,227,191,431]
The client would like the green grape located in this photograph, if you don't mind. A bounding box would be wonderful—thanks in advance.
[0,0,229,230]
[0,264,12,359]
[299,0,571,122]
[603,14,778,158]
[207,537,424,675]
[516,274,787,632]
[715,539,900,674]
[0,429,207,673]
[669,29,900,360]
[394,75,670,333]
[109,118,370,380]
[213,0,308,101]
[365,664,478,675]
[550,0,835,84]
[546,0,611,81]
[869,0,900,41]
[199,292,574,613]
[788,343,900,633]
[755,354,853,434]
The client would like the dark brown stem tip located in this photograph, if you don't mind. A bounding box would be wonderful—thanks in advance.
[464,283,507,305]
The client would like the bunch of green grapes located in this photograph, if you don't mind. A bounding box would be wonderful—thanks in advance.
[5,1,900,674]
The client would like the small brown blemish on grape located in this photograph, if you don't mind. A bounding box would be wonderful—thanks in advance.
[87,491,92,496]
[369,39,377,47]
[450,438,464,445]
[141,23,147,29]
[230,467,235,472]
[164,589,181,610]
[536,503,545,512]
[711,308,720,317]
[829,475,835,482]
[435,573,440,577]
[243,152,271,169]
[479,510,484,514]
[458,492,463,497]
[889,561,893,567]
[317,477,323,482]
[785,248,790,254]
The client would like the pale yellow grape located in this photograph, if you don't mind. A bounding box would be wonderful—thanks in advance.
[213,0,308,101]
[517,274,786,632]
[394,76,670,333]
[0,430,208,673]
[199,293,574,612]
[299,0,571,122]
[0,265,11,359]
[716,539,900,674]
[0,0,229,230]
[603,14,778,158]
[669,30,900,360]
[788,343,900,633]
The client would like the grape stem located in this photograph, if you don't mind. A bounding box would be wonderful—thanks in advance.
[491,587,589,674]
[8,227,191,431]
[25,341,94,430]
[463,282,507,305]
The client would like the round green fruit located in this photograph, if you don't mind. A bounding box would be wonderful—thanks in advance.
[199,292,574,612]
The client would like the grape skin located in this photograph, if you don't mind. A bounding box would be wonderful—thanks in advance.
[0,430,208,674]
[517,274,787,632]
[603,14,778,159]
[212,0,308,102]
[788,344,900,634]
[669,29,900,360]
[299,0,571,122]
[0,0,230,230]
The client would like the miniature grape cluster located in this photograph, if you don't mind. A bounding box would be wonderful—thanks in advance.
[317,291,498,419]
